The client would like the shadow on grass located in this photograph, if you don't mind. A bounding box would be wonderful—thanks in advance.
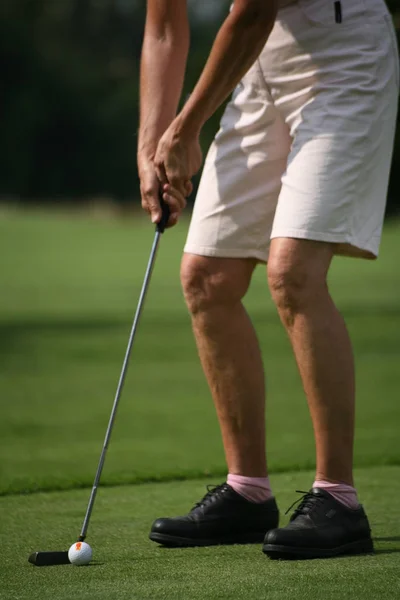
[0,316,191,367]
[1,301,400,334]
[1,305,399,354]
[374,536,400,555]
[0,318,134,335]
[155,540,400,559]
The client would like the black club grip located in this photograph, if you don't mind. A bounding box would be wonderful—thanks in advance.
[156,195,170,234]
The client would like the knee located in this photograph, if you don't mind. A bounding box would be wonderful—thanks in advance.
[180,254,252,316]
[268,257,327,323]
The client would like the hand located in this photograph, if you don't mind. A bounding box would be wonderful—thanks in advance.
[154,118,203,225]
[138,156,162,224]
[138,155,191,228]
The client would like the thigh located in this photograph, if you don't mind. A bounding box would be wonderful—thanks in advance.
[185,61,291,264]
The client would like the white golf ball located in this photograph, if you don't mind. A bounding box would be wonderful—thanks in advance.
[68,541,93,566]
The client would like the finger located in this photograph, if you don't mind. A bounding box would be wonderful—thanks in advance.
[166,212,179,229]
[163,162,188,197]
[162,192,184,218]
[163,183,187,211]
[169,175,187,198]
[162,184,187,228]
[140,183,161,224]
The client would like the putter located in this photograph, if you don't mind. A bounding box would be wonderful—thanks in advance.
[28,201,170,566]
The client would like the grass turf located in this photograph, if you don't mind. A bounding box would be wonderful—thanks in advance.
[0,211,399,495]
[0,211,399,599]
[1,467,400,600]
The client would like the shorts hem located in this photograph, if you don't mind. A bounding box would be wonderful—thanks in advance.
[183,244,269,263]
[270,228,380,257]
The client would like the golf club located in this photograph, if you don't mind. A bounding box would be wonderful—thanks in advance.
[28,200,170,566]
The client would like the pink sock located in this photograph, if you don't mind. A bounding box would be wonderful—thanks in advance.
[227,474,273,503]
[313,480,360,510]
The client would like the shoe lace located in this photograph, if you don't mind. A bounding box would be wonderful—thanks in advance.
[191,483,229,510]
[285,490,325,519]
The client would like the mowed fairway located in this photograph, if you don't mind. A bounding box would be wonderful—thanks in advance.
[0,210,399,599]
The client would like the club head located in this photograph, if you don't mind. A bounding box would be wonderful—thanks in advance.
[28,551,70,566]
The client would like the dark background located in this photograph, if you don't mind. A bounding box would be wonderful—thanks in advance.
[1,0,399,213]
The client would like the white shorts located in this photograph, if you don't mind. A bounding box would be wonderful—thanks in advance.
[185,0,399,261]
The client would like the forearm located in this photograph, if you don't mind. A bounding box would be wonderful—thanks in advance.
[138,3,189,162]
[176,1,277,137]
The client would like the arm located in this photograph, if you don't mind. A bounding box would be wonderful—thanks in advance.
[176,0,278,137]
[154,0,278,223]
[138,0,190,223]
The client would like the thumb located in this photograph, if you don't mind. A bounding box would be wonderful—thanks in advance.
[140,179,162,223]
[149,192,162,224]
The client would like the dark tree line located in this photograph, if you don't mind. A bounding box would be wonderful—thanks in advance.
[1,0,399,214]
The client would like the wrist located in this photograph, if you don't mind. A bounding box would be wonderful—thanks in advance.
[174,108,203,140]
[137,129,161,163]
[137,144,156,169]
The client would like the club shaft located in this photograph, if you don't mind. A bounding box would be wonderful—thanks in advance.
[79,231,162,541]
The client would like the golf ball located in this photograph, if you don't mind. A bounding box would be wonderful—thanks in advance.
[68,541,93,566]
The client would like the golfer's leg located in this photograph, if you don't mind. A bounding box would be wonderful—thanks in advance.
[148,253,279,547]
[268,238,355,485]
[181,254,268,477]
[264,0,398,491]
[263,237,375,558]
[149,30,288,542]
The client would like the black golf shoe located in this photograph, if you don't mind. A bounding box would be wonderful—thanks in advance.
[263,487,374,560]
[149,483,279,547]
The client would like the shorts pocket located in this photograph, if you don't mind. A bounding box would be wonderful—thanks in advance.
[298,0,367,28]
[237,59,269,100]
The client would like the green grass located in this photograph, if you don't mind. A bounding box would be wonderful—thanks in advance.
[1,468,399,600]
[0,211,399,495]
[0,210,399,599]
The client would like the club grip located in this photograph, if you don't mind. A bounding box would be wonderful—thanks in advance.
[156,196,170,234]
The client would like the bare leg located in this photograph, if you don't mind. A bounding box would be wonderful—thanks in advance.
[268,238,355,486]
[181,254,267,477]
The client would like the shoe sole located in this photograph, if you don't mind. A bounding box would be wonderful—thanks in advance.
[149,531,266,547]
[263,537,374,560]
